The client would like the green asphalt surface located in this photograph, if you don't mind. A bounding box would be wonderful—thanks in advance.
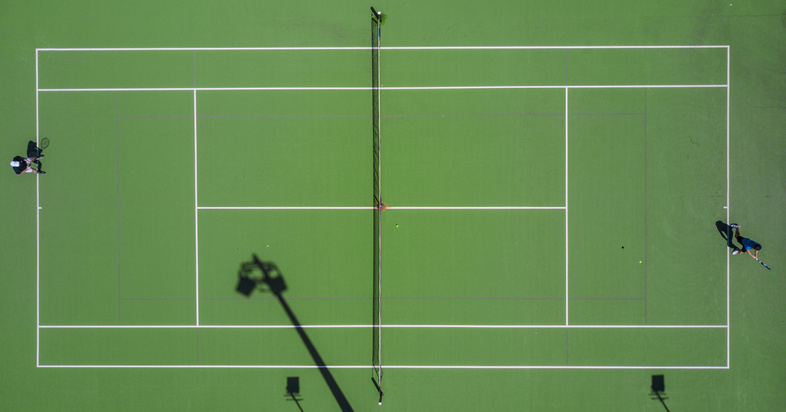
[2,1,785,411]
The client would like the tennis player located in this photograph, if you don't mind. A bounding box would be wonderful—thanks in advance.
[730,224,762,260]
[10,140,46,175]
[10,156,44,175]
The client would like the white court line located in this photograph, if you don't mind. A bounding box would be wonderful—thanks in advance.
[383,85,729,90]
[199,206,374,210]
[193,90,200,326]
[39,324,728,329]
[37,47,371,52]
[197,206,565,210]
[378,365,729,370]
[35,45,730,52]
[388,206,564,210]
[36,364,374,369]
[565,87,570,326]
[38,87,369,92]
[383,324,727,329]
[37,85,729,93]
[35,49,40,368]
[382,45,731,50]
[726,46,731,368]
[35,45,732,369]
[37,364,729,370]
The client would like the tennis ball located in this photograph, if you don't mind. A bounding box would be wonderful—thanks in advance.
[639,260,643,263]
[395,224,399,227]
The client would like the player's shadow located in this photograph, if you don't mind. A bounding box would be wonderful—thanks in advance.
[236,254,354,412]
[715,221,737,250]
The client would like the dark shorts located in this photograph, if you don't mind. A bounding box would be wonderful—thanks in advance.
[27,141,42,158]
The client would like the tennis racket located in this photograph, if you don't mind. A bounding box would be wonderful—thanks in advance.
[40,137,50,150]
[756,259,771,270]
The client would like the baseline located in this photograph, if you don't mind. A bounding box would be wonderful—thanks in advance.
[37,84,729,92]
[39,324,727,329]
[36,45,730,52]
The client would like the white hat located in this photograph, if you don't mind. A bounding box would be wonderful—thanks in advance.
[10,161,20,167]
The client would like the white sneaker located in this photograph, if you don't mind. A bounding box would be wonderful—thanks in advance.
[732,249,739,255]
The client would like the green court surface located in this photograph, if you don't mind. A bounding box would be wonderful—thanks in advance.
[2,2,785,411]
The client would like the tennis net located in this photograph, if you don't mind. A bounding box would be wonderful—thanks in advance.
[370,5,383,392]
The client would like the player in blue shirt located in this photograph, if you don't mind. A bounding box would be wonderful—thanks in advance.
[730,224,762,260]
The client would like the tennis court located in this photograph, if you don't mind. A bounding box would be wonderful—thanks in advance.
[5,2,786,411]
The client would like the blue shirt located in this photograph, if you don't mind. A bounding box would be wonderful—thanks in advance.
[741,237,761,250]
